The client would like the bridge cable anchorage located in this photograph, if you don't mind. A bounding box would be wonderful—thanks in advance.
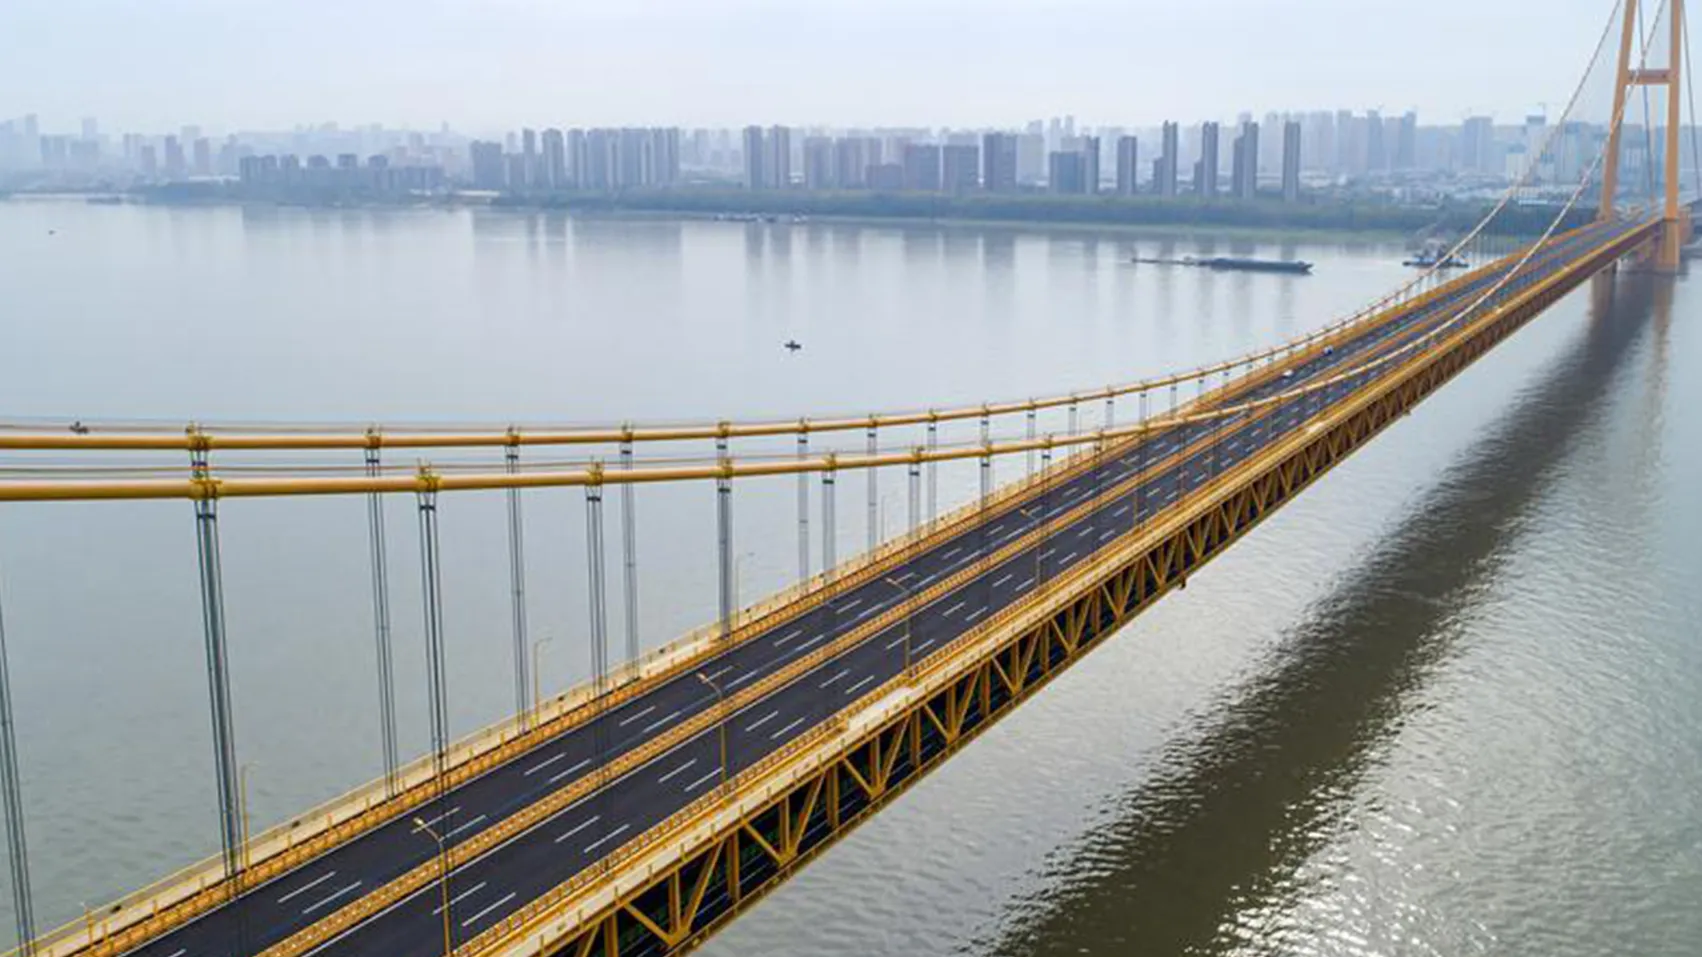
[795,426,810,583]
[0,556,38,956]
[188,440,244,888]
[363,440,399,797]
[619,432,641,669]
[865,422,879,553]
[504,433,532,729]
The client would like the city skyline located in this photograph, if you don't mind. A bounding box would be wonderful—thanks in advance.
[1,0,1632,132]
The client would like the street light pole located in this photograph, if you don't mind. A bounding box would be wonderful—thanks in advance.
[531,636,553,727]
[883,576,913,675]
[695,672,729,792]
[412,817,452,957]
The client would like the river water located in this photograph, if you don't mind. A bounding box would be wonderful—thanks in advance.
[0,201,1697,956]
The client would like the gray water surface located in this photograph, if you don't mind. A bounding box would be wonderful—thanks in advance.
[0,201,1697,956]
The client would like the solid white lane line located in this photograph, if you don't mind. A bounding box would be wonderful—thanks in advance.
[583,824,631,855]
[548,758,592,785]
[461,891,517,928]
[617,704,657,727]
[845,675,877,694]
[433,881,487,915]
[553,815,601,844]
[301,881,363,915]
[746,710,779,732]
[993,573,1015,588]
[523,752,567,776]
[773,630,803,647]
[445,814,487,838]
[820,668,850,688]
[770,717,806,740]
[684,769,721,792]
[944,601,966,617]
[277,870,339,904]
[641,708,683,734]
[659,758,698,783]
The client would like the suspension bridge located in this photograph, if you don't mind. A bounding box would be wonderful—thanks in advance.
[0,3,1696,956]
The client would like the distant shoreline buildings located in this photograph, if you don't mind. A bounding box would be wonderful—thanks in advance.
[0,110,1680,207]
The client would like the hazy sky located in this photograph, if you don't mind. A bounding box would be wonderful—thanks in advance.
[1,0,1631,134]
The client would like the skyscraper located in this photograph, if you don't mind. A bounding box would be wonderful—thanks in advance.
[982,133,1019,192]
[1282,121,1302,201]
[1461,116,1495,173]
[1395,111,1418,169]
[1364,110,1387,173]
[1114,136,1139,195]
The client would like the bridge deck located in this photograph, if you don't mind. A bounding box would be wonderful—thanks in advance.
[68,217,1655,957]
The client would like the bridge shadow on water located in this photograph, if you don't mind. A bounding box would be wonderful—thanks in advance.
[972,273,1670,957]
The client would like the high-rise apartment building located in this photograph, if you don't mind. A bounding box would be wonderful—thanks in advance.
[1080,135,1100,194]
[901,143,941,191]
[1231,122,1259,199]
[1114,136,1139,195]
[1158,121,1180,196]
[942,144,979,194]
[765,126,791,188]
[742,125,765,189]
[521,128,538,188]
[1282,120,1302,201]
[469,140,505,189]
[541,128,566,189]
[803,136,835,190]
[982,132,1019,192]
[1196,122,1220,196]
[1048,151,1088,194]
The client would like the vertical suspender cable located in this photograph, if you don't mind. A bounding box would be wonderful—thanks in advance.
[0,564,36,956]
[620,437,640,666]
[363,445,399,798]
[416,486,451,791]
[1026,406,1037,476]
[907,457,922,538]
[191,450,243,886]
[796,431,810,582]
[585,479,609,699]
[504,441,531,728]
